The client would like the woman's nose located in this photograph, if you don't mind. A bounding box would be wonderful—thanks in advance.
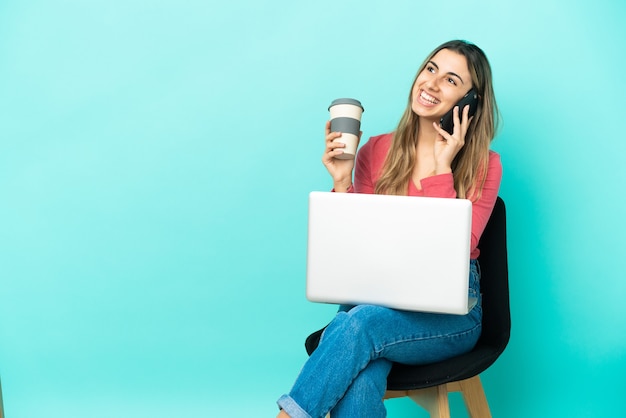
[424,78,439,91]
[424,77,439,91]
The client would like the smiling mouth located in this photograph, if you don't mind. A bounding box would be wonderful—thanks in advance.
[419,90,440,104]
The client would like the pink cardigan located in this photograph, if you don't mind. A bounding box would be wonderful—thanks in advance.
[349,133,502,259]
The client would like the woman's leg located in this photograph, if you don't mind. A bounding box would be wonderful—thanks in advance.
[276,359,390,418]
[276,261,482,417]
[277,303,481,418]
[329,358,392,417]
[277,308,384,418]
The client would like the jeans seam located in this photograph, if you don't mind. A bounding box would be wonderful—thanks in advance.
[374,320,482,355]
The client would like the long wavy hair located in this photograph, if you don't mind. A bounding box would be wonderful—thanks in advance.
[374,40,500,199]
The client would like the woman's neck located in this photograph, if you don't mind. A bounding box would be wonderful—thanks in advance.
[416,116,439,146]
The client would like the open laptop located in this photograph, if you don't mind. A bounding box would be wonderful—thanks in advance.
[306,191,475,315]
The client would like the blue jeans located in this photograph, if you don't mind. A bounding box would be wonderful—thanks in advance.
[277,260,482,418]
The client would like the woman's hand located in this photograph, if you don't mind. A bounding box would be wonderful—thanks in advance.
[432,104,472,174]
[322,121,360,192]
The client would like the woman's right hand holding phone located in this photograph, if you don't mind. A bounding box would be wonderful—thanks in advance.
[322,121,359,192]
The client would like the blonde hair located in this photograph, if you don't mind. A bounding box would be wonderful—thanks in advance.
[374,40,500,199]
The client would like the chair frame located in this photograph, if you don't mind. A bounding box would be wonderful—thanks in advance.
[385,375,491,417]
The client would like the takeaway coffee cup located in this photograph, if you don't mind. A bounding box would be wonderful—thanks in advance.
[328,98,364,159]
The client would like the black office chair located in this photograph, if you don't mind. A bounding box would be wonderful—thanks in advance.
[305,197,510,417]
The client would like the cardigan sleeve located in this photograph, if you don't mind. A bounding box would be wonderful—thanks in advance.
[411,151,502,258]
[419,173,458,198]
[468,151,502,258]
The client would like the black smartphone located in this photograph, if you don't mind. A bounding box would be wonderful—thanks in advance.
[439,89,479,134]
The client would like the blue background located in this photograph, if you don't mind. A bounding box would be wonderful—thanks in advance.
[1,0,625,416]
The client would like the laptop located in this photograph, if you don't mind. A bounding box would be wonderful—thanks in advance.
[306,191,475,315]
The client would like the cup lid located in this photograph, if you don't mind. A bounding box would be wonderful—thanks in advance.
[328,98,364,111]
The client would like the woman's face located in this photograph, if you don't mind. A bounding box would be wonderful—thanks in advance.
[411,48,473,120]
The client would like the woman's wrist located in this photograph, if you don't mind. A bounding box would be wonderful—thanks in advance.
[333,178,353,192]
[434,164,452,175]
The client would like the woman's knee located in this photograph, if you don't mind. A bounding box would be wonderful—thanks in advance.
[346,305,395,330]
[333,305,395,341]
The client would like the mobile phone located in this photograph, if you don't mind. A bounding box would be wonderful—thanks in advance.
[439,89,479,134]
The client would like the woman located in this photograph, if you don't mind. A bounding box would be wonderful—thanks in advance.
[277,40,502,418]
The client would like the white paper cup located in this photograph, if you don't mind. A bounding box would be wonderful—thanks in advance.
[328,98,364,160]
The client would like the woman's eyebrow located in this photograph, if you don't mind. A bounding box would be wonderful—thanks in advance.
[428,60,465,85]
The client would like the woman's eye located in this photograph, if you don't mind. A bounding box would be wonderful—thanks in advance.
[427,66,435,73]
[447,77,457,85]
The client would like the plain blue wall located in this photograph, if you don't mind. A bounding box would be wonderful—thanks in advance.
[1,0,625,416]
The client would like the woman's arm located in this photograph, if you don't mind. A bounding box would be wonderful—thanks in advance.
[417,152,502,256]
[467,152,502,255]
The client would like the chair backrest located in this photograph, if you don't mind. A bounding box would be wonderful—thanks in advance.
[475,196,510,353]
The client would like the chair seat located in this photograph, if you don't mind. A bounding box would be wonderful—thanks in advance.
[306,328,506,391]
[386,342,505,391]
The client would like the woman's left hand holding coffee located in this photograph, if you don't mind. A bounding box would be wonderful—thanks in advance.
[322,121,360,192]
